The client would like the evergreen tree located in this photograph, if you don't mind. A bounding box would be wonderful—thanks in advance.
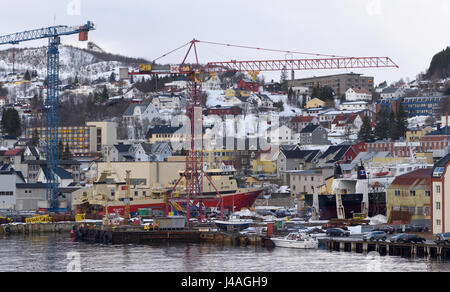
[374,107,389,140]
[287,87,294,105]
[24,70,31,81]
[1,108,21,137]
[58,140,64,159]
[109,72,116,83]
[388,111,398,139]
[74,74,79,85]
[0,83,8,96]
[63,143,72,160]
[358,115,375,142]
[280,67,288,92]
[101,86,109,102]
[445,87,450,96]
[395,104,408,138]
[31,129,39,146]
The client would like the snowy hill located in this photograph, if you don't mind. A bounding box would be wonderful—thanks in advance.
[0,44,150,82]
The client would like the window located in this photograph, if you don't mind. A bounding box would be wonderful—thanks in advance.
[425,191,430,197]
[437,219,441,226]
[436,202,441,210]
[409,207,415,215]
[395,190,401,197]
[410,190,416,197]
[436,185,441,193]
[417,206,423,215]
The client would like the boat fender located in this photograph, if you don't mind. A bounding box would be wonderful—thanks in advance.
[235,236,240,246]
[200,233,207,240]
[103,231,112,244]
[94,230,101,243]
[5,226,11,233]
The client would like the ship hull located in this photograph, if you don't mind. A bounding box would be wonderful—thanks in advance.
[79,189,264,216]
[304,193,386,220]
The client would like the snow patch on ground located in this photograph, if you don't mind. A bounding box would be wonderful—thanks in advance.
[408,116,429,129]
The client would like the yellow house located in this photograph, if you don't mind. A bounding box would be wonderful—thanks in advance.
[406,127,433,143]
[13,80,32,86]
[225,89,251,98]
[386,168,432,224]
[252,159,277,174]
[305,97,325,109]
[252,151,277,174]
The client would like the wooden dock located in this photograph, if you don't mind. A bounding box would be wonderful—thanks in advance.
[321,238,450,259]
[73,224,274,247]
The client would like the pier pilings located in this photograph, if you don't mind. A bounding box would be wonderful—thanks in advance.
[321,238,450,259]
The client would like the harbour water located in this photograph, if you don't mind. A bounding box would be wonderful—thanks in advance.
[1,234,449,272]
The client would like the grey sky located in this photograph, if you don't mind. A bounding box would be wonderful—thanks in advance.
[0,0,449,85]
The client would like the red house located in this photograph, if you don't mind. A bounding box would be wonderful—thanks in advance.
[237,79,259,92]
[207,106,242,116]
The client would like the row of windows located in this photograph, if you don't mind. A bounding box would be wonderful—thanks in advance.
[394,190,430,197]
[0,191,13,196]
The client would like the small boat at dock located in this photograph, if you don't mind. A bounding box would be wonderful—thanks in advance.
[270,232,319,249]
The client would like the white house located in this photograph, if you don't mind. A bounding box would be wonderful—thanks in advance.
[345,88,372,101]
[152,95,182,111]
[265,125,293,145]
[331,113,363,134]
[339,101,370,111]
[122,103,161,126]
[0,168,26,209]
[381,87,405,99]
[36,166,74,188]
[164,80,187,91]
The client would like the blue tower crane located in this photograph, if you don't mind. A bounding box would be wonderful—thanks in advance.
[0,21,95,212]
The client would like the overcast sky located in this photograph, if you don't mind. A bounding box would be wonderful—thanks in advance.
[1,0,449,85]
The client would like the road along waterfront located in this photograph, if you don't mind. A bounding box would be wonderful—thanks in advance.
[1,234,450,272]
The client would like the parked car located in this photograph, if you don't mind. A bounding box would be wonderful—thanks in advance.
[390,233,426,243]
[410,225,429,232]
[326,228,350,237]
[372,225,395,234]
[306,227,326,235]
[435,233,450,245]
[393,225,413,233]
[363,231,387,241]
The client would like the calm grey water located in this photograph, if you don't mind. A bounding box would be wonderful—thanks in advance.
[0,234,449,272]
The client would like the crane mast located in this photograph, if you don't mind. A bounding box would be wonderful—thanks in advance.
[0,22,95,212]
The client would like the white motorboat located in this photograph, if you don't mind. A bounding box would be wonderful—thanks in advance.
[271,232,319,249]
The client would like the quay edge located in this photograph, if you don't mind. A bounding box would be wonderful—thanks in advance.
[320,238,450,259]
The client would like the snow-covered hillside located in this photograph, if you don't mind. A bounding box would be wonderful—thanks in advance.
[0,44,149,82]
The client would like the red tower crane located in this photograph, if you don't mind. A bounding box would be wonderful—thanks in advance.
[127,39,398,223]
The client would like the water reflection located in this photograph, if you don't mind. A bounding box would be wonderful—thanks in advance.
[0,234,447,272]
